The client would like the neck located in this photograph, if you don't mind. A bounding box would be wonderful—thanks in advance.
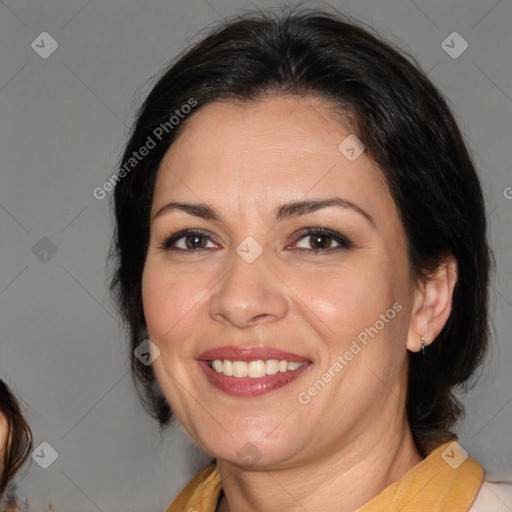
[216,416,422,512]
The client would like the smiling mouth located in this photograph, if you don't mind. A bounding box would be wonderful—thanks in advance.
[198,359,312,397]
[196,345,312,396]
[206,359,308,378]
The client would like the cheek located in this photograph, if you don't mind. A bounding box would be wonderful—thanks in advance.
[295,262,394,335]
[291,258,410,382]
[141,260,181,340]
[141,258,213,346]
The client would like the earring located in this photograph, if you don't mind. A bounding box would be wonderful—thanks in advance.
[421,337,427,355]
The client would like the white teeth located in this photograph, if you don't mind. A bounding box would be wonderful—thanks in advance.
[266,359,279,375]
[248,360,266,378]
[233,361,248,377]
[209,359,307,378]
[223,360,233,376]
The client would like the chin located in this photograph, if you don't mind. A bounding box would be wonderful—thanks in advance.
[198,425,305,468]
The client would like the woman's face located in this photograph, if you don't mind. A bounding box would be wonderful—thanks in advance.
[142,95,417,467]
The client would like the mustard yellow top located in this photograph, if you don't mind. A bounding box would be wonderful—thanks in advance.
[166,441,484,512]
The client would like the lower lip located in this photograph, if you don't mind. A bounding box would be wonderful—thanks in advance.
[198,360,312,397]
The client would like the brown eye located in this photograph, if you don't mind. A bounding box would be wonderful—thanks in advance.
[292,228,352,252]
[309,233,333,249]
[160,229,217,251]
[183,234,208,249]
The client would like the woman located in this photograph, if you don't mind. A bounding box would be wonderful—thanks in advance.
[0,379,32,499]
[109,8,511,511]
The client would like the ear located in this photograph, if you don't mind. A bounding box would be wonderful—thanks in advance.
[406,255,458,352]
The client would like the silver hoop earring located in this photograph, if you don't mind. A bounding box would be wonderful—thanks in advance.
[421,337,427,355]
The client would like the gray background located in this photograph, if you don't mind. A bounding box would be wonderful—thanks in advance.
[0,0,511,510]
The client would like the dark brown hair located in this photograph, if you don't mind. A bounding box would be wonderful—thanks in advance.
[0,379,32,497]
[109,7,491,457]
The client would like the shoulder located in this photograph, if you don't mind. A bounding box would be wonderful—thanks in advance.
[469,480,512,512]
[166,462,221,512]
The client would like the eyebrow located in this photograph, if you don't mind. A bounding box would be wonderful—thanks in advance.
[152,197,376,228]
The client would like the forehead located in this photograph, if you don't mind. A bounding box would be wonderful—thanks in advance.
[152,95,394,223]
[159,95,362,170]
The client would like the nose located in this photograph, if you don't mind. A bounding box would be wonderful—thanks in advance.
[208,245,289,329]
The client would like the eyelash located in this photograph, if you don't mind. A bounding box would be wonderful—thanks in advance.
[159,227,353,254]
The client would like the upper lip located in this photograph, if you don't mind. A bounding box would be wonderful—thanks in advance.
[197,346,311,363]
